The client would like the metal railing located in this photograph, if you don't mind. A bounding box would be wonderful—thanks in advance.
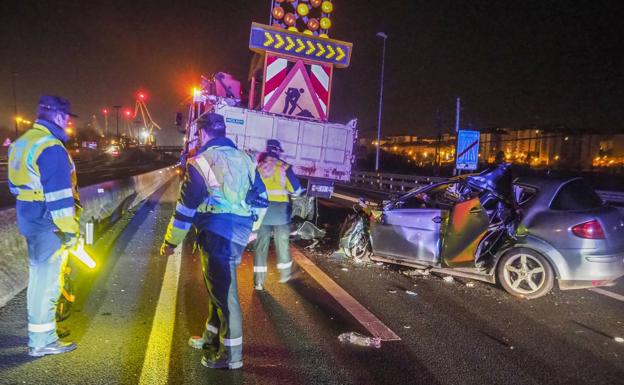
[347,170,624,205]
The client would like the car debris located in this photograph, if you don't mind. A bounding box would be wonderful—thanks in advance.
[443,276,455,283]
[293,221,326,240]
[405,290,418,296]
[388,289,397,294]
[341,267,349,272]
[338,332,381,348]
[615,337,624,343]
[465,281,476,288]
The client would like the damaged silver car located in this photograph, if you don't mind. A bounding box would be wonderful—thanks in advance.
[341,165,624,299]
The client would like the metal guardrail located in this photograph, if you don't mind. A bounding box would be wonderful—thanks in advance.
[347,170,624,205]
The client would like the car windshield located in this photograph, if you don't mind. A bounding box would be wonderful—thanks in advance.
[392,182,463,210]
[550,179,604,210]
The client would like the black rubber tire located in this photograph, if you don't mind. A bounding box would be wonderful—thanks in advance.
[497,247,554,299]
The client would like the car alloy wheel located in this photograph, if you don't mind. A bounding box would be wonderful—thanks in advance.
[497,248,554,299]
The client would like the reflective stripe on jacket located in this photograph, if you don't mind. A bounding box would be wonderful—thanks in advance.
[8,122,79,235]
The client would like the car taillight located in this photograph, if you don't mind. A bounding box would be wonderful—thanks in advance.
[571,219,606,239]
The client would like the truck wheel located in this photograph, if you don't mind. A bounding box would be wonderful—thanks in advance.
[497,248,554,299]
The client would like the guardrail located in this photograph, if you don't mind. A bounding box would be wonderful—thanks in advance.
[0,166,178,308]
[346,170,624,205]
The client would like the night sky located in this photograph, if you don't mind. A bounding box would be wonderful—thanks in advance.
[1,0,622,144]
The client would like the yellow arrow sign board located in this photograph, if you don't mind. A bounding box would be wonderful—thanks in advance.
[249,22,352,68]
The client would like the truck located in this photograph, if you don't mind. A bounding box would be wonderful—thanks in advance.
[182,76,357,196]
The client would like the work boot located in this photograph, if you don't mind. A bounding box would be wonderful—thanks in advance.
[201,350,243,370]
[188,336,218,352]
[28,341,77,357]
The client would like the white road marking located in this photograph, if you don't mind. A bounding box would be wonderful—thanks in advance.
[291,247,401,341]
[139,248,182,385]
[590,287,624,302]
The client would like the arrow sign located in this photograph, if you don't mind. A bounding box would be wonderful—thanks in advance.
[249,23,353,68]
[264,32,274,47]
[275,34,284,49]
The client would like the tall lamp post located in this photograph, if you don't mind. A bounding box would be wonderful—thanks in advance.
[113,105,121,141]
[375,32,388,172]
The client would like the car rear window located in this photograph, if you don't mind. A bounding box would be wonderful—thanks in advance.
[550,179,604,210]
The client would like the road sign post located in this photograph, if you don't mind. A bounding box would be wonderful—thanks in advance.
[455,129,480,171]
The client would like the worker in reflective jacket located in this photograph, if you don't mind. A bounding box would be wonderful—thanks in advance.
[8,95,80,357]
[253,139,304,290]
[160,113,266,370]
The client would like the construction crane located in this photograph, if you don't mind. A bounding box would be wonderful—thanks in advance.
[133,91,161,145]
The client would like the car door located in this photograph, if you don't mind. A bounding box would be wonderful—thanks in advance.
[440,197,490,267]
[370,186,449,264]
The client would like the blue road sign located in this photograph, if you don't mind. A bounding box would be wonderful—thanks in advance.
[455,130,480,171]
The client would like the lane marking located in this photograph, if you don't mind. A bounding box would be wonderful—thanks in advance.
[291,247,401,341]
[590,287,624,302]
[139,248,182,385]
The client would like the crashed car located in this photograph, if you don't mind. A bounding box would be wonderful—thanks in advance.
[344,165,624,299]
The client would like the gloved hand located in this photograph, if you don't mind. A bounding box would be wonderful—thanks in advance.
[160,242,175,257]
[62,234,79,250]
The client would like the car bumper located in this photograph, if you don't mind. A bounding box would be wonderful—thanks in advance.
[558,253,624,290]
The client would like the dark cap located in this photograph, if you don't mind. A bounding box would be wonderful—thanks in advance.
[37,95,78,117]
[198,113,226,132]
[266,139,284,153]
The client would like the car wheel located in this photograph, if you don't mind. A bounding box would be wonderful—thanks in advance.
[344,233,371,263]
[497,248,554,299]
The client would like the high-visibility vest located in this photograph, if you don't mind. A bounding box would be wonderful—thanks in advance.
[8,123,79,234]
[189,144,257,217]
[259,160,293,203]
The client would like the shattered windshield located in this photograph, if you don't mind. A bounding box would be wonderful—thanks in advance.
[391,181,465,210]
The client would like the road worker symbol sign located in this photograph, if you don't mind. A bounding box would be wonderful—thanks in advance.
[455,130,480,171]
[249,22,352,68]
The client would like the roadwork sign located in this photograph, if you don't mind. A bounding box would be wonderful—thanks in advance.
[455,130,480,171]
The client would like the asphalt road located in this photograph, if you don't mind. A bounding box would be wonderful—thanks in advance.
[0,181,623,384]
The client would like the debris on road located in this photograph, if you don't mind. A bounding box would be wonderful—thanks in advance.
[375,262,384,266]
[405,290,417,296]
[615,337,624,343]
[388,289,397,294]
[443,276,455,283]
[338,332,382,348]
[403,325,411,329]
[341,267,349,272]
[402,268,430,277]
[293,221,326,240]
[465,281,476,288]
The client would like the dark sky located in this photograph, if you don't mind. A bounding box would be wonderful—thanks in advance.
[1,0,622,143]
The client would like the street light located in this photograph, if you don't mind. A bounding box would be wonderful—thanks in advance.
[375,31,388,172]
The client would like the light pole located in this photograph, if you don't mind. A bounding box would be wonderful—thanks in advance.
[113,105,121,141]
[375,32,388,172]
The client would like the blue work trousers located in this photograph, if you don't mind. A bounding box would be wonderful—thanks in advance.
[199,231,245,363]
[25,231,67,348]
[253,224,292,286]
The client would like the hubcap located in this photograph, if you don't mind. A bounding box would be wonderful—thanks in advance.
[503,253,546,294]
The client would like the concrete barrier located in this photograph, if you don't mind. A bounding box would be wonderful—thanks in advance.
[0,166,178,308]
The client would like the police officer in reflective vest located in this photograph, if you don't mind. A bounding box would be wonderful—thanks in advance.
[8,95,80,357]
[253,139,303,290]
[160,113,266,370]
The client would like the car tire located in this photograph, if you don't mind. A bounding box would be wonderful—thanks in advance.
[497,248,554,299]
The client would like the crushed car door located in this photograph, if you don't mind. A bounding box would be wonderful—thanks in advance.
[370,208,448,264]
[440,197,490,267]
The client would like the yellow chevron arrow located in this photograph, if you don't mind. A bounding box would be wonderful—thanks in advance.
[306,40,316,55]
[264,32,274,47]
[295,38,305,53]
[275,34,284,49]
[285,36,295,51]
[316,42,326,57]
[325,45,335,59]
[336,46,345,61]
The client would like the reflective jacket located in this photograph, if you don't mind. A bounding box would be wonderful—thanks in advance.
[8,120,80,237]
[164,137,266,246]
[258,159,302,202]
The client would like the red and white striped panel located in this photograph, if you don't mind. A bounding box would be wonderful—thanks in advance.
[263,55,288,107]
[309,64,331,116]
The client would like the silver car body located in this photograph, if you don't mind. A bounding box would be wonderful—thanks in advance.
[369,176,624,290]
